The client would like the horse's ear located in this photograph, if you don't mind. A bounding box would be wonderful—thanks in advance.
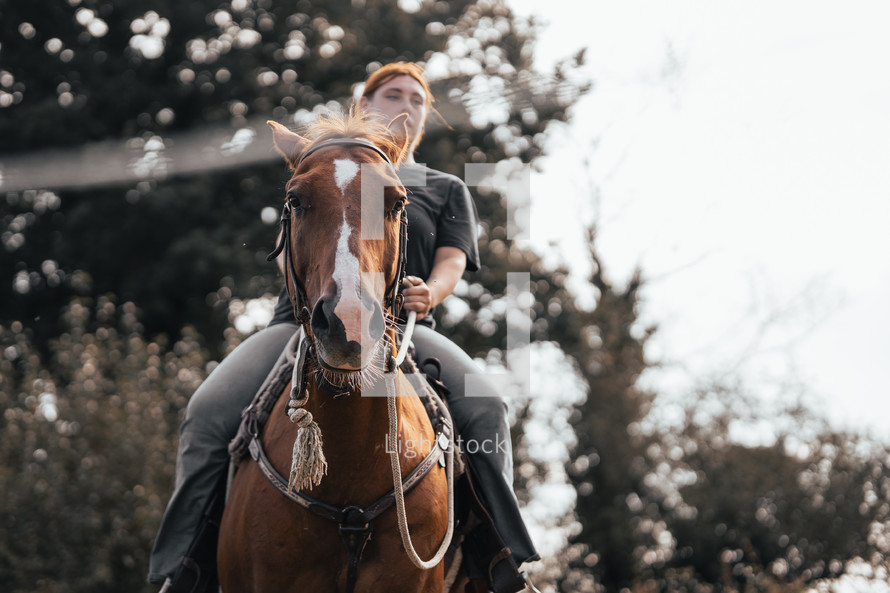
[392,136,411,165]
[386,114,412,165]
[268,120,307,168]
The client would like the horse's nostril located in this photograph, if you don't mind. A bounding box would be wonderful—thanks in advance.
[359,290,386,342]
[369,304,385,341]
[310,300,330,338]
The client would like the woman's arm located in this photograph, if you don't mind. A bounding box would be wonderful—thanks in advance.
[402,246,467,318]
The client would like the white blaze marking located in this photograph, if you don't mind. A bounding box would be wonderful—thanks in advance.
[334,159,359,196]
[332,214,362,343]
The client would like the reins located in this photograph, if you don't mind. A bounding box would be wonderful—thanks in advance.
[395,310,417,367]
[384,336,456,569]
[389,311,458,567]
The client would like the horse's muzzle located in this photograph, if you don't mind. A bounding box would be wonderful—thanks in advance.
[310,292,386,371]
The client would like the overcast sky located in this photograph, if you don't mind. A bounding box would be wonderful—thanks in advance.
[508,0,890,438]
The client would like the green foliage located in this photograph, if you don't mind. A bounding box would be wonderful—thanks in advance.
[0,0,475,149]
[0,298,218,593]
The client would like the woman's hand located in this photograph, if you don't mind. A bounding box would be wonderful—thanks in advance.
[400,247,467,318]
[402,276,433,318]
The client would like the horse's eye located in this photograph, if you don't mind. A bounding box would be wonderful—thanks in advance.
[390,199,405,216]
[287,191,307,215]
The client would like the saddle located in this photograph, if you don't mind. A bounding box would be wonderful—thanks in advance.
[166,334,532,593]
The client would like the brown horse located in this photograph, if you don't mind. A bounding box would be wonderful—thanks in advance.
[218,112,455,593]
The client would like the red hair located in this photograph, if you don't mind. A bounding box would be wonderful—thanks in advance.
[361,62,444,143]
[361,61,435,111]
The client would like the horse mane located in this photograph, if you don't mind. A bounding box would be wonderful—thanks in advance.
[298,105,410,166]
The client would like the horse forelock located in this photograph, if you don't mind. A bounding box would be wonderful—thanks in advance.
[297,107,409,167]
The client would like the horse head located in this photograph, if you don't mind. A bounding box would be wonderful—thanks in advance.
[268,112,409,383]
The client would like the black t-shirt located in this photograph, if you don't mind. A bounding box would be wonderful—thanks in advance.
[270,164,480,326]
[402,163,480,279]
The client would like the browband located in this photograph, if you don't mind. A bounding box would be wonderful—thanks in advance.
[297,137,394,167]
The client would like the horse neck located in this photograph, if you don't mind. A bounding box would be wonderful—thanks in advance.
[304,372,425,464]
[304,332,414,445]
[305,378,391,450]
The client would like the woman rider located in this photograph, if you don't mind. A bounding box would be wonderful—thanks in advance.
[149,61,538,591]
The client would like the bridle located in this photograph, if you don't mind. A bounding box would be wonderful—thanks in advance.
[266,137,409,339]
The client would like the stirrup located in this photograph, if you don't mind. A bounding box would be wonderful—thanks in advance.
[158,578,173,593]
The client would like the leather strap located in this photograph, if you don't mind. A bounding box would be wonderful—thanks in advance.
[247,427,447,524]
[296,137,394,167]
[338,506,374,593]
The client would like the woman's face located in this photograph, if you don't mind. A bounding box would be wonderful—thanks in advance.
[360,74,428,148]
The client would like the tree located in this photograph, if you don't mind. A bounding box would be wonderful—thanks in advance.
[662,384,890,591]
[552,239,660,593]
[562,306,890,593]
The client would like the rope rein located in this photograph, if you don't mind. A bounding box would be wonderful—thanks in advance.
[395,310,417,367]
[386,373,455,568]
[386,311,456,569]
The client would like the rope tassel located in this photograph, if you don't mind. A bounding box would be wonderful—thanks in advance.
[287,405,328,492]
[287,353,328,491]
